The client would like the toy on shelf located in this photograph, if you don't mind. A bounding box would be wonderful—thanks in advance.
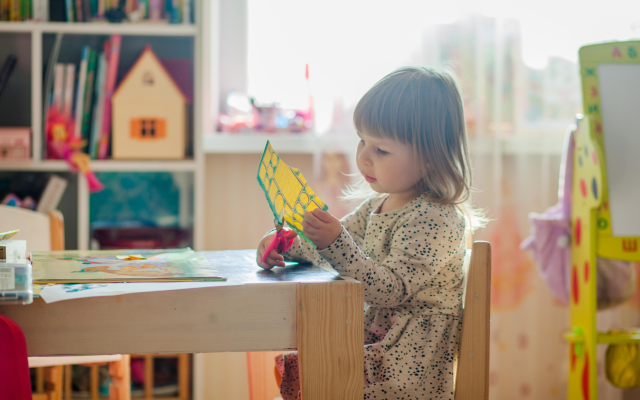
[111,45,189,160]
[45,107,104,192]
[1,194,36,210]
[218,64,314,134]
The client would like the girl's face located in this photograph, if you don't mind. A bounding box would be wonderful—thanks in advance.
[356,131,422,199]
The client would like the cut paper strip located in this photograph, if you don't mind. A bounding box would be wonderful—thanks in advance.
[257,141,328,246]
[0,230,19,241]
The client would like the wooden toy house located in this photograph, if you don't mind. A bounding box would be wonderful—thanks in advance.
[112,45,189,160]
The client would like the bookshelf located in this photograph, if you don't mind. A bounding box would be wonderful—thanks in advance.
[0,1,206,252]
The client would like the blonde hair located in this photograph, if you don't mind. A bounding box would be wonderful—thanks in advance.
[345,66,485,231]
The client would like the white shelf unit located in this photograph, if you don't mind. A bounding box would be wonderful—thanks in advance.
[0,12,205,252]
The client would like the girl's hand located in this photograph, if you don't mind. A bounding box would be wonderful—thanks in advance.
[256,232,285,270]
[302,209,342,250]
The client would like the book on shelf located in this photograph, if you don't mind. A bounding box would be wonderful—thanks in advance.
[149,0,161,20]
[89,50,106,159]
[82,0,91,21]
[81,49,98,147]
[21,0,31,20]
[53,63,65,111]
[10,0,20,21]
[64,0,74,22]
[99,34,121,160]
[73,45,89,141]
[32,0,47,21]
[63,63,75,117]
[0,55,17,98]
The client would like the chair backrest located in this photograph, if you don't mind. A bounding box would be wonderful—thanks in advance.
[0,205,64,252]
[455,241,491,400]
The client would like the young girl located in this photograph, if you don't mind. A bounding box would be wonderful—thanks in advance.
[257,66,480,400]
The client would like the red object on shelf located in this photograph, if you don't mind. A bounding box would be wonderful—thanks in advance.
[92,227,191,249]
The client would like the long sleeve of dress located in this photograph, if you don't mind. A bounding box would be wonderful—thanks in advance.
[317,207,465,310]
[281,198,374,265]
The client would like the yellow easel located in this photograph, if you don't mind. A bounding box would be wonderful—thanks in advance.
[565,41,640,400]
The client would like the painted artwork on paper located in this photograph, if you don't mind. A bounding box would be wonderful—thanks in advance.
[257,141,328,244]
[31,248,225,283]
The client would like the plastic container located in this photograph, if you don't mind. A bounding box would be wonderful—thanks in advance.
[0,260,33,304]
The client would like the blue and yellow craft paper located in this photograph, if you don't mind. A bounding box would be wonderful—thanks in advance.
[257,141,328,245]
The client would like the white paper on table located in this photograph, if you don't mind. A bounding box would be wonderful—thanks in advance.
[40,281,242,303]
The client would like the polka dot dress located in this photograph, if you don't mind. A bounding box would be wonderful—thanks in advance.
[279,194,467,400]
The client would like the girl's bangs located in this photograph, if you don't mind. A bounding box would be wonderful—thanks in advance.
[353,78,413,142]
[353,94,391,139]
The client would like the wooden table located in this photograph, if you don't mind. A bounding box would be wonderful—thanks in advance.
[0,250,365,400]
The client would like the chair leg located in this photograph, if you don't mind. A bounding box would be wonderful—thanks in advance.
[178,354,191,400]
[63,365,72,400]
[108,356,131,400]
[44,366,63,400]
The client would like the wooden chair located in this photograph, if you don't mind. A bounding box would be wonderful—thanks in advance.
[454,241,492,400]
[0,205,130,400]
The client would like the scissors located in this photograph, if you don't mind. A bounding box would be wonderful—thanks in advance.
[261,218,297,264]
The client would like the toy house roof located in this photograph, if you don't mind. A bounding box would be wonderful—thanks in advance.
[113,45,191,103]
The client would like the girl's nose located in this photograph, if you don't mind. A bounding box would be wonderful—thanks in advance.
[357,148,372,166]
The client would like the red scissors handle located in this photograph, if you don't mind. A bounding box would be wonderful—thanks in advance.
[261,228,297,264]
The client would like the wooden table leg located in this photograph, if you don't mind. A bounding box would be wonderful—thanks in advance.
[296,281,364,400]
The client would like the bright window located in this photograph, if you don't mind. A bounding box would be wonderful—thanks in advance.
[246,0,640,135]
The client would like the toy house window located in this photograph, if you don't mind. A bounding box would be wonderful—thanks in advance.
[130,118,167,139]
[143,71,154,85]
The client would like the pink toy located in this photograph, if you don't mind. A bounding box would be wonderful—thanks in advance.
[46,106,104,192]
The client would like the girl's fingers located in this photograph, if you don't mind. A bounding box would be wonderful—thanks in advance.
[302,218,320,233]
[257,248,284,269]
[266,250,285,267]
[303,211,324,228]
[268,249,283,262]
[312,208,334,223]
[256,254,274,269]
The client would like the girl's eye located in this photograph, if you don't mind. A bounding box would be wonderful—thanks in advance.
[377,148,389,155]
